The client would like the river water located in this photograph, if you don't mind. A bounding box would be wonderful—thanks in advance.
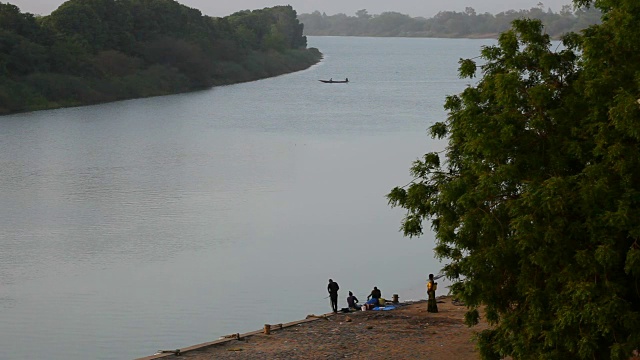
[0,36,493,359]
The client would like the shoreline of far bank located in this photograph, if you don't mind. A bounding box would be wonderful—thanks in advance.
[1,48,323,116]
[135,296,489,360]
[305,33,500,39]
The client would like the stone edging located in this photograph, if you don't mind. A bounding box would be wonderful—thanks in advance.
[134,311,337,359]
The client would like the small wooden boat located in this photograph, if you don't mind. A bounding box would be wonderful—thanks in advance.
[319,78,349,83]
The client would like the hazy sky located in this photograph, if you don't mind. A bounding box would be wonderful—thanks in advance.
[11,0,573,18]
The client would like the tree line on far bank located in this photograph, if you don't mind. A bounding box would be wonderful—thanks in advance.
[0,0,321,115]
[298,4,600,38]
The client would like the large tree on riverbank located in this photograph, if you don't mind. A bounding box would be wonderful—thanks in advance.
[388,0,640,359]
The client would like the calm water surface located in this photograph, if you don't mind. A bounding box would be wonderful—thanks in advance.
[0,36,493,359]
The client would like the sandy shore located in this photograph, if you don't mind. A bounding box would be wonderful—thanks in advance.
[137,296,489,360]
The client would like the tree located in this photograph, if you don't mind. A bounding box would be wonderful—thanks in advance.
[263,24,286,52]
[0,1,320,114]
[387,0,640,358]
[560,4,573,17]
[0,2,42,39]
[465,7,476,17]
[355,9,371,19]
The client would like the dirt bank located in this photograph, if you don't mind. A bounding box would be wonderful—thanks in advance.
[142,297,488,360]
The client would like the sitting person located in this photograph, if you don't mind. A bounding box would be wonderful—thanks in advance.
[347,291,359,309]
[366,286,382,306]
[364,297,378,310]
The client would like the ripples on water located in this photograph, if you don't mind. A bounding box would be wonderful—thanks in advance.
[0,36,494,359]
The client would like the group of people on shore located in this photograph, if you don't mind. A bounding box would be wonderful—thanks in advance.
[327,274,439,313]
[327,279,386,312]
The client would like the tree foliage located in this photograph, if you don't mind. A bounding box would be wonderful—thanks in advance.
[0,1,320,114]
[388,0,640,359]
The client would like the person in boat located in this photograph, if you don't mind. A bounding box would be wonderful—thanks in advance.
[345,78,348,82]
[329,78,332,82]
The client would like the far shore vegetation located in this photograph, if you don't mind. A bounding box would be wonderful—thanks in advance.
[0,1,322,115]
[298,4,600,39]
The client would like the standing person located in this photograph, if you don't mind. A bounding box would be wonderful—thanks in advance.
[427,273,438,313]
[346,291,359,310]
[327,279,339,313]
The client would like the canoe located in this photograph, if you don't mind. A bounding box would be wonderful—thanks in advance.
[319,79,349,83]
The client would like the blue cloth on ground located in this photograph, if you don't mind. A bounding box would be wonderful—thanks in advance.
[366,298,377,305]
[372,305,396,311]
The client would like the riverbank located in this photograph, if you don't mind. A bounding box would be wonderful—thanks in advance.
[136,296,488,360]
[0,48,322,115]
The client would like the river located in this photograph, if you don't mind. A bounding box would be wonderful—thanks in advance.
[0,36,494,359]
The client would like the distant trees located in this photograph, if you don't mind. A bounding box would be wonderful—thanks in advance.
[0,1,321,114]
[298,5,601,38]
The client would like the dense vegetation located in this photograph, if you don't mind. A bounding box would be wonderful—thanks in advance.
[388,0,640,358]
[0,1,321,114]
[299,5,600,38]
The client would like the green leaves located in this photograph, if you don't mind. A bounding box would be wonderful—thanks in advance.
[390,7,640,359]
[625,247,640,277]
[458,58,477,78]
[0,2,320,113]
[429,121,448,138]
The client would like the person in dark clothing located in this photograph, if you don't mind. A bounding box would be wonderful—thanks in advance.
[367,286,382,303]
[327,279,340,313]
[347,291,359,309]
[427,273,438,313]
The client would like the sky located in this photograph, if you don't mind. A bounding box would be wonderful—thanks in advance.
[10,0,573,18]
